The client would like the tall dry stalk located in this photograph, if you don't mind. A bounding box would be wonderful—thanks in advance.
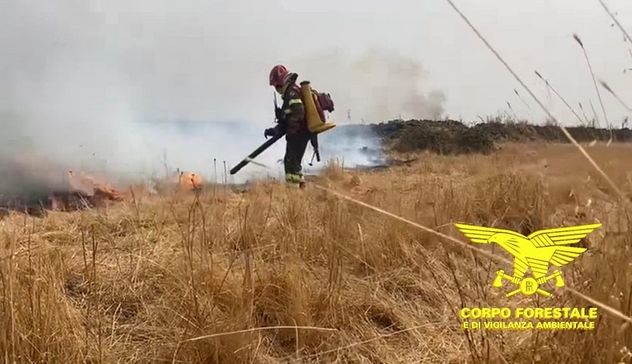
[0,143,631,362]
[573,34,609,130]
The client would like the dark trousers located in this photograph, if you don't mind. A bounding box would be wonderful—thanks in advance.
[284,132,311,178]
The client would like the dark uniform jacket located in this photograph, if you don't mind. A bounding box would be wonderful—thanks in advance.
[279,84,307,136]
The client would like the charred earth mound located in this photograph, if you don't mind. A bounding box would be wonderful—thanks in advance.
[344,119,632,155]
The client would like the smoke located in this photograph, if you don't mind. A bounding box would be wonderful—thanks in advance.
[291,48,447,122]
[0,156,68,199]
[0,1,443,194]
[315,126,387,169]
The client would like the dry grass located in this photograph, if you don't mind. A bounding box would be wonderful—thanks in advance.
[1,141,632,363]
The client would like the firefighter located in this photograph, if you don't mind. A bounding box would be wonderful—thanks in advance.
[265,65,311,188]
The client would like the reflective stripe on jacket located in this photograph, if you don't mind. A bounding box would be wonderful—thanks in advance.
[280,85,307,135]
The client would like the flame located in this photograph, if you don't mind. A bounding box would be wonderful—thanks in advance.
[177,172,203,191]
[172,171,203,191]
[67,170,123,201]
[0,154,125,214]
[47,171,123,211]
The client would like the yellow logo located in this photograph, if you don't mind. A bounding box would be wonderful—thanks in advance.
[454,223,601,297]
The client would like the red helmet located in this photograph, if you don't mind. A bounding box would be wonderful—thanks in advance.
[269,64,289,87]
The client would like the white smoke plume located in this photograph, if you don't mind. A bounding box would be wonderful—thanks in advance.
[0,1,444,193]
[291,48,447,123]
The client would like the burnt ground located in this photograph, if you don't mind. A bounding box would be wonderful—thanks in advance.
[0,190,123,217]
[3,119,629,216]
[339,119,632,155]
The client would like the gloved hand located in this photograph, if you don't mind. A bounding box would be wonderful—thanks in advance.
[264,127,278,139]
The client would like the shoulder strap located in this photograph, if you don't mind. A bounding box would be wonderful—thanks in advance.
[276,73,299,128]
[281,73,299,109]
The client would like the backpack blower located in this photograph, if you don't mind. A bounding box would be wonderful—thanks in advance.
[301,80,336,166]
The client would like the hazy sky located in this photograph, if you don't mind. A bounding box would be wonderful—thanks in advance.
[1,0,631,182]
[3,0,631,124]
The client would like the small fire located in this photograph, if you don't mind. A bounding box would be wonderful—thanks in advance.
[0,152,129,216]
[176,171,203,191]
[48,170,124,211]
[67,170,122,198]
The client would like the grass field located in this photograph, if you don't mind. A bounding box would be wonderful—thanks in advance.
[1,141,631,363]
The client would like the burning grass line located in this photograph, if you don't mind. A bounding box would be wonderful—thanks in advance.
[312,184,632,325]
[599,0,632,44]
[443,0,627,201]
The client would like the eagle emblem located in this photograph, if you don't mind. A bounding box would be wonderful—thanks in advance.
[454,223,601,297]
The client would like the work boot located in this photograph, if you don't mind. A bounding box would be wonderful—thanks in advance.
[284,173,305,190]
[285,173,303,183]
